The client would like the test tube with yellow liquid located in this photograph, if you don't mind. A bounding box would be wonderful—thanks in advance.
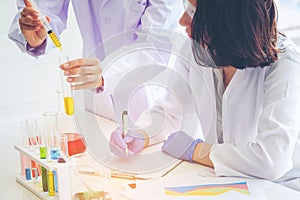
[59,56,74,116]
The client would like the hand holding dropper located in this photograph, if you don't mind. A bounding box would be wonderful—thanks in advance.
[25,0,62,50]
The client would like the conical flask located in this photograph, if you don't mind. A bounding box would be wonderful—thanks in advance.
[56,89,86,157]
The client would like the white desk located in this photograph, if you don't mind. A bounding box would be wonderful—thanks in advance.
[7,110,300,199]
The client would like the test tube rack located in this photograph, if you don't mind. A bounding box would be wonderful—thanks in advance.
[14,144,69,200]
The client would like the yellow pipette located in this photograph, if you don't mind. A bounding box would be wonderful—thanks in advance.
[29,0,62,50]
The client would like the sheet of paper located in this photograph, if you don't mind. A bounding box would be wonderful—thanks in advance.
[165,182,250,196]
[129,171,269,200]
[75,109,183,179]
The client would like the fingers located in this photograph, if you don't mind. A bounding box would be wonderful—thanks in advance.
[110,128,135,158]
[111,128,127,149]
[64,65,102,76]
[123,135,135,143]
[60,58,103,90]
[60,58,100,70]
[65,73,102,90]
[23,0,32,7]
[109,142,134,158]
[19,7,42,31]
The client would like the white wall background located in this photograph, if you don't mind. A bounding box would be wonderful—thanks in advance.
[0,2,82,199]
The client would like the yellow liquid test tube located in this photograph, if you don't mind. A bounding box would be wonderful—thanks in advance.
[64,96,74,116]
[47,170,55,196]
[59,56,75,116]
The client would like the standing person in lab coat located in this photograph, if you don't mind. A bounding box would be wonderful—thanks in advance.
[8,0,182,119]
[109,0,300,191]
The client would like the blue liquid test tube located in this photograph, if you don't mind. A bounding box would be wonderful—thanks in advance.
[25,157,31,180]
[53,170,58,192]
[25,168,31,180]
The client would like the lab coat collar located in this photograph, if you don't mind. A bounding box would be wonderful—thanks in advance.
[226,68,247,90]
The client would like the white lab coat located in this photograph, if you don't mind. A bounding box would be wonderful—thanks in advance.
[8,0,183,59]
[8,0,183,120]
[172,37,300,191]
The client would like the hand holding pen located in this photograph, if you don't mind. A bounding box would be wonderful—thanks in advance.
[109,96,147,157]
[109,127,146,158]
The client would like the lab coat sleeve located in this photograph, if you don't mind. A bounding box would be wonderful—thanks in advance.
[8,0,70,57]
[210,48,300,181]
[84,41,171,121]
[91,39,194,145]
[142,41,200,145]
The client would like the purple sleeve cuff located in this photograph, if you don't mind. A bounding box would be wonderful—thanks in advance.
[95,76,105,93]
[96,86,104,93]
[26,39,47,56]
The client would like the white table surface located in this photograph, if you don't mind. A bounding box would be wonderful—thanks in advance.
[4,110,300,200]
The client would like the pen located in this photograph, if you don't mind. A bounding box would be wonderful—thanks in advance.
[77,170,150,180]
[122,110,128,156]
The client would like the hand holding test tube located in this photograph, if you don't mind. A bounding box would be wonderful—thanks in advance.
[59,56,75,116]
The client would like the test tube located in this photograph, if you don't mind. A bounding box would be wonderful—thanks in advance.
[59,56,75,116]
[48,169,56,196]
[43,112,59,160]
[41,166,48,192]
[60,134,69,158]
[20,121,29,177]
[53,170,58,192]
[26,119,38,149]
[48,128,60,160]
[25,157,32,181]
[39,125,47,159]
[32,168,39,184]
[24,119,40,178]
[40,143,47,159]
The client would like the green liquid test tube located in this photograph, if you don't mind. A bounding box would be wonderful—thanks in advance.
[41,166,48,192]
[40,146,47,159]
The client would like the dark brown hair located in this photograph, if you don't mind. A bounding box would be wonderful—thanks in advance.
[191,0,281,69]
